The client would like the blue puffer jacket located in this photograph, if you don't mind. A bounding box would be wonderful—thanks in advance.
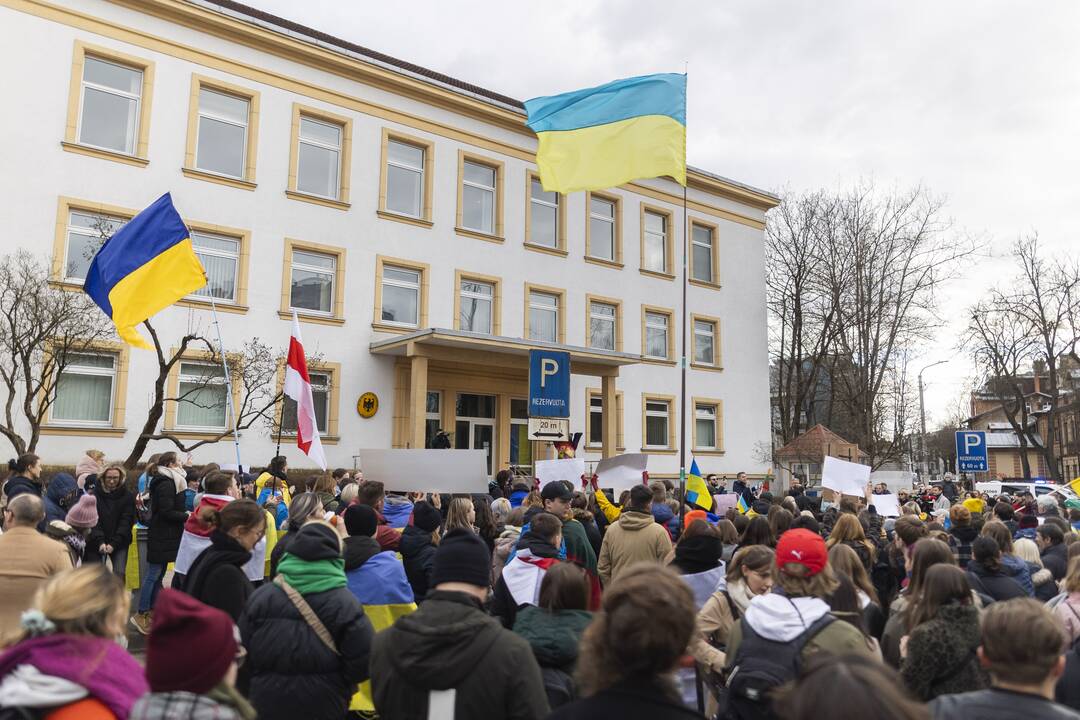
[44,473,81,525]
[1001,553,1035,596]
[651,502,680,542]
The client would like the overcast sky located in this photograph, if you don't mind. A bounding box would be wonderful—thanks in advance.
[250,0,1080,427]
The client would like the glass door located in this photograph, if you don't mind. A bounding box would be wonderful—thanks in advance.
[455,393,496,476]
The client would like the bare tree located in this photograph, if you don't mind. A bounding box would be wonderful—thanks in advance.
[0,251,114,454]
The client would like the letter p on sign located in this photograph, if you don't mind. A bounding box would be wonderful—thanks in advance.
[540,358,559,387]
[963,433,982,454]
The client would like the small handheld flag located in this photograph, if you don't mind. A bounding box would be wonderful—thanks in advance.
[285,311,327,471]
[83,193,206,349]
[685,459,713,512]
[524,73,687,194]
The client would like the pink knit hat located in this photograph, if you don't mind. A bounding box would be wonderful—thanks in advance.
[65,494,98,528]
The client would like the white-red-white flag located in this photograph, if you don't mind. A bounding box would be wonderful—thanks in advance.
[284,311,326,470]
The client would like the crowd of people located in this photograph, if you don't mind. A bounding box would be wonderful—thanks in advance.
[2,452,1080,719]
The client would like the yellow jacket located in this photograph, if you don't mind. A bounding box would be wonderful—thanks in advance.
[594,488,622,524]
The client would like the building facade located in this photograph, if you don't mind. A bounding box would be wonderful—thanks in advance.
[0,0,778,478]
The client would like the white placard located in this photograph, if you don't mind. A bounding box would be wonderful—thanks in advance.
[358,449,488,494]
[872,493,901,517]
[535,458,586,485]
[821,456,870,497]
[595,453,649,493]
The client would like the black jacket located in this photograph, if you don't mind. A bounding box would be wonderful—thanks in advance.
[268,520,304,579]
[670,534,723,576]
[1043,543,1069,582]
[576,512,602,559]
[492,532,560,628]
[3,475,41,502]
[399,525,437,602]
[343,534,382,571]
[1057,647,1080,713]
[547,680,700,720]
[239,525,373,720]
[85,483,134,564]
[146,475,188,564]
[966,560,1028,603]
[371,590,549,720]
[934,688,1080,720]
[184,530,253,622]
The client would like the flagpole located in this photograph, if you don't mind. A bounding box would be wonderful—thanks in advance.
[208,295,242,471]
[678,66,689,531]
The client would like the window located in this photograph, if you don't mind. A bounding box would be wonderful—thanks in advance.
[462,161,496,234]
[63,210,126,281]
[642,209,669,274]
[587,195,618,262]
[644,309,671,360]
[644,398,672,449]
[694,398,724,452]
[381,266,421,327]
[588,299,617,351]
[190,231,240,302]
[510,398,533,471]
[288,104,352,206]
[586,389,625,449]
[194,87,249,179]
[78,55,143,155]
[176,361,227,430]
[693,317,718,366]
[526,175,560,249]
[528,290,559,343]
[282,371,329,434]
[425,391,442,449]
[691,221,717,285]
[290,250,336,315]
[459,278,494,334]
[52,353,116,425]
[385,139,425,218]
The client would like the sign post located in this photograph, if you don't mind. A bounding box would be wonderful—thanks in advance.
[955,431,988,473]
[529,350,571,466]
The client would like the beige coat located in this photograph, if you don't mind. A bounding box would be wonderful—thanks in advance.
[597,510,671,586]
[0,527,73,643]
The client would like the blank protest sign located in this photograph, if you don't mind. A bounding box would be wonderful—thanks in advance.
[358,449,488,494]
[821,456,870,497]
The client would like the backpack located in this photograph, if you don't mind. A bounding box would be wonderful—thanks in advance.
[719,613,835,720]
[135,488,152,526]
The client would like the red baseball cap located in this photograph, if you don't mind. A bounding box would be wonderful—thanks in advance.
[775,528,828,577]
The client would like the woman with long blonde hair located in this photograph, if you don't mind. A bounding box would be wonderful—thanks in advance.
[444,497,478,535]
[825,513,877,573]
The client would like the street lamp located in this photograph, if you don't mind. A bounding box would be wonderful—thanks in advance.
[918,359,950,482]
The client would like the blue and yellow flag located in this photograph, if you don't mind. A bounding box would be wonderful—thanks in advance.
[524,73,687,194]
[736,494,750,515]
[685,459,713,512]
[84,193,206,349]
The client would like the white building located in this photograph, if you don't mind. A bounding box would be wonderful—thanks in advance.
[0,0,778,479]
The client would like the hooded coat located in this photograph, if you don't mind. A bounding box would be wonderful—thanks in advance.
[966,560,1028,603]
[239,525,373,720]
[371,589,549,720]
[513,605,593,710]
[597,510,672,587]
[399,525,438,602]
[900,603,988,701]
[1043,542,1069,582]
[84,481,134,566]
[43,474,79,526]
[492,530,560,628]
[184,530,254,622]
[3,475,41,503]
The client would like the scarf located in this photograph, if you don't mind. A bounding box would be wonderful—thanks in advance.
[277,554,346,595]
[208,681,257,720]
[0,634,147,719]
[727,579,758,615]
[159,466,189,494]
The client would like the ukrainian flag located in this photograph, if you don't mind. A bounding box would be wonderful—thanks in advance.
[685,459,713,512]
[524,73,687,194]
[736,494,750,515]
[83,193,206,349]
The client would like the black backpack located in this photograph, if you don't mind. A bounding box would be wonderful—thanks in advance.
[719,612,835,720]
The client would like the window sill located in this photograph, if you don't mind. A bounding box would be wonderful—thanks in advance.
[455,227,504,244]
[181,167,256,191]
[584,256,624,270]
[281,433,340,446]
[61,142,148,168]
[371,321,420,334]
[40,425,127,437]
[640,269,676,281]
[278,310,345,326]
[376,210,434,229]
[523,242,568,258]
[177,299,249,315]
[691,362,724,373]
[285,190,351,211]
[694,449,726,456]
[689,278,722,291]
[641,357,677,366]
[164,429,232,440]
[584,444,628,453]
[642,447,677,455]
[48,280,82,293]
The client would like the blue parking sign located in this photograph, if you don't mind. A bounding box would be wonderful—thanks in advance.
[955,431,988,473]
[529,350,570,418]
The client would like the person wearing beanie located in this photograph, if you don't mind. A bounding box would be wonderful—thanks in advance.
[45,494,99,567]
[130,589,256,720]
[239,522,374,720]
[343,503,417,716]
[42,472,80,526]
[372,529,550,720]
[400,500,442,601]
[1017,513,1040,542]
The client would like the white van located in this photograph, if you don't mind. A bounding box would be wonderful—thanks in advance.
[975,480,1061,499]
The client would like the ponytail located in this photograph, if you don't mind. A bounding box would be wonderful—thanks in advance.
[7,453,40,475]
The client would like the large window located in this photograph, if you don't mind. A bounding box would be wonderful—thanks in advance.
[52,353,116,425]
[642,209,669,274]
[297,115,343,199]
[64,210,126,281]
[586,390,624,449]
[290,250,336,315]
[176,361,227,429]
[194,87,249,179]
[644,310,671,360]
[381,265,421,327]
[385,139,425,218]
[461,160,496,234]
[588,195,617,262]
[528,177,559,249]
[528,291,559,343]
[693,318,718,366]
[282,371,329,434]
[695,401,720,451]
[589,300,617,351]
[190,231,240,303]
[691,222,717,284]
[459,278,494,334]
[644,398,672,449]
[78,55,143,155]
